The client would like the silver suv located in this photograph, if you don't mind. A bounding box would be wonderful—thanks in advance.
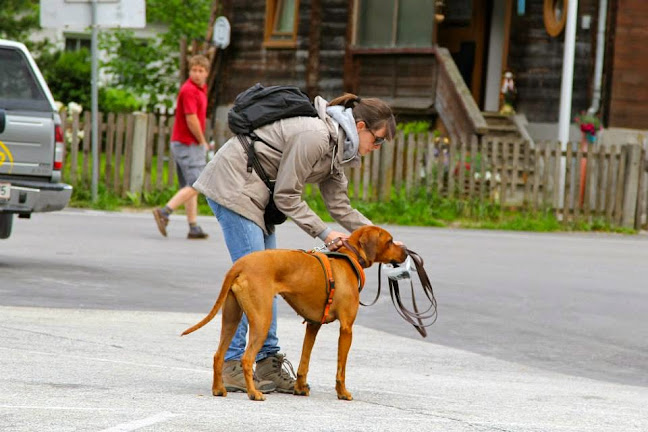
[0,39,72,239]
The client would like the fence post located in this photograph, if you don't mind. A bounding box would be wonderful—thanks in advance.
[622,144,641,228]
[129,113,149,197]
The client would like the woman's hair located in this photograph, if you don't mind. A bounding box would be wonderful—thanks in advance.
[188,54,210,71]
[329,93,396,140]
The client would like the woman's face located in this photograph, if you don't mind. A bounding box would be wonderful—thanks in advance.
[356,121,387,156]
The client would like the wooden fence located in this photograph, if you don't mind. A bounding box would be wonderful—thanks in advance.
[61,112,648,229]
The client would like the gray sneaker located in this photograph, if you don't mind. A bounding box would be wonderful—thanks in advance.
[152,208,169,237]
[255,353,297,394]
[222,360,276,394]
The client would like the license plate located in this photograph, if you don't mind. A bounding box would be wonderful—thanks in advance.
[0,182,10,200]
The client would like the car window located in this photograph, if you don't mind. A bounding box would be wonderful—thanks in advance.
[0,47,51,112]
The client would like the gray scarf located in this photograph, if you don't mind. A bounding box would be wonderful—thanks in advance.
[326,105,359,164]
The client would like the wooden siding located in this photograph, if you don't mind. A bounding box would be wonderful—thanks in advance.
[608,0,648,128]
[507,0,597,122]
[350,50,437,115]
[220,0,348,104]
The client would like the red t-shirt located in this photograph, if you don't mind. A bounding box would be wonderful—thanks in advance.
[171,79,207,145]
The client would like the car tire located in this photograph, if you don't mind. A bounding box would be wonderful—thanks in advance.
[0,213,13,239]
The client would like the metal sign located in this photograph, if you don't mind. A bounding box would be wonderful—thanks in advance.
[212,16,231,49]
[40,0,145,29]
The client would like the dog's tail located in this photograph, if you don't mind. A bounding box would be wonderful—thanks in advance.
[181,268,239,336]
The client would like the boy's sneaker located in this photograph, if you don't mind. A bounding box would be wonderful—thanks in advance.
[222,360,276,393]
[187,225,209,239]
[255,353,297,394]
[152,208,169,237]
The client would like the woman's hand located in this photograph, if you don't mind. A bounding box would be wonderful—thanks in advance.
[324,230,348,251]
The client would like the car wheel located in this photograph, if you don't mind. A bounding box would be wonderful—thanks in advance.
[0,213,13,239]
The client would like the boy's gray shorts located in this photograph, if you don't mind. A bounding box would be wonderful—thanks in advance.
[170,142,207,188]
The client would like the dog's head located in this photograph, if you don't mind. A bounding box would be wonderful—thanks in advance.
[346,226,407,268]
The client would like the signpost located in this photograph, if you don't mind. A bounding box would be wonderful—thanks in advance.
[40,0,145,203]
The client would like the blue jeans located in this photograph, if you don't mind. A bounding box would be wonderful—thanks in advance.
[207,198,279,362]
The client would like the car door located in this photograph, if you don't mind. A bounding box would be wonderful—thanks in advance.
[0,43,56,179]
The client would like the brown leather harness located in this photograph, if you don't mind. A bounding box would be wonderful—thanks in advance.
[304,250,365,324]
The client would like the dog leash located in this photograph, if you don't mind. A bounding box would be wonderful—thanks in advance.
[361,248,437,338]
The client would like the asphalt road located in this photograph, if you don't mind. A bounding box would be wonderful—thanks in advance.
[2,209,647,389]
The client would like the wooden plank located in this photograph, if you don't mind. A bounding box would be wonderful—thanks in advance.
[436,137,445,196]
[362,149,370,200]
[167,117,176,188]
[605,145,616,224]
[447,135,456,198]
[583,141,596,220]
[622,144,642,228]
[394,131,404,192]
[416,133,426,190]
[552,141,561,210]
[468,135,476,199]
[371,148,380,201]
[425,134,435,189]
[457,136,466,198]
[81,111,91,182]
[563,142,573,223]
[113,114,125,194]
[144,113,155,193]
[69,112,80,184]
[122,114,135,195]
[573,142,584,219]
[155,115,166,189]
[501,138,509,206]
[104,113,115,189]
[405,133,416,196]
[614,145,628,225]
[511,139,520,201]
[595,144,606,217]
[478,137,486,200]
[542,141,552,206]
[379,135,394,202]
[532,142,541,211]
[523,140,531,206]
[634,147,646,230]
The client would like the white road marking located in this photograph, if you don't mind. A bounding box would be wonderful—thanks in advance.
[98,411,179,432]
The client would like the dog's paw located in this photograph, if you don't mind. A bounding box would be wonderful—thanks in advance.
[337,392,353,401]
[248,391,266,401]
[212,388,227,397]
[294,387,310,396]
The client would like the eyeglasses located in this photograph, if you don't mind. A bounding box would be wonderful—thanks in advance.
[367,129,387,147]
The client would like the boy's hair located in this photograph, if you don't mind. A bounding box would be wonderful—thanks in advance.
[188,54,210,71]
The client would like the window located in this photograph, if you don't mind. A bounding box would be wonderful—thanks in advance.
[65,35,91,52]
[264,0,300,48]
[355,0,435,48]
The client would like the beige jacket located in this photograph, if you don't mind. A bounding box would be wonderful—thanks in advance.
[193,96,372,237]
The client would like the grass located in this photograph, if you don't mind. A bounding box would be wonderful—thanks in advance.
[62,160,637,234]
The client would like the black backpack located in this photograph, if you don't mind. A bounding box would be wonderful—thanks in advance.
[228,83,318,135]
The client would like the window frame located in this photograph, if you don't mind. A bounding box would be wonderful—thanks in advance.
[352,0,435,50]
[64,33,91,52]
[263,0,300,49]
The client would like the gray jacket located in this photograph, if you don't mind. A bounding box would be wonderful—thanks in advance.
[193,96,372,237]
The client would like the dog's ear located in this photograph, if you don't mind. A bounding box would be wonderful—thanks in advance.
[357,227,379,266]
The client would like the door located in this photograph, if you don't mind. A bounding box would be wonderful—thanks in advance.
[436,0,490,107]
[0,45,56,178]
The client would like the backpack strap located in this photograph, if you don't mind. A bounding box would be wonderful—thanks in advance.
[237,135,273,190]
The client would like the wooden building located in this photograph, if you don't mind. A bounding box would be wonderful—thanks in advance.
[208,0,648,139]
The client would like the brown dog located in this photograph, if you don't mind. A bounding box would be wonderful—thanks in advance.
[181,225,407,401]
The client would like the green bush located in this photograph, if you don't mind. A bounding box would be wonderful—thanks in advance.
[99,87,143,113]
[39,48,91,108]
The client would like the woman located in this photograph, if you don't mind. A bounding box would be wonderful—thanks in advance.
[193,93,396,394]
